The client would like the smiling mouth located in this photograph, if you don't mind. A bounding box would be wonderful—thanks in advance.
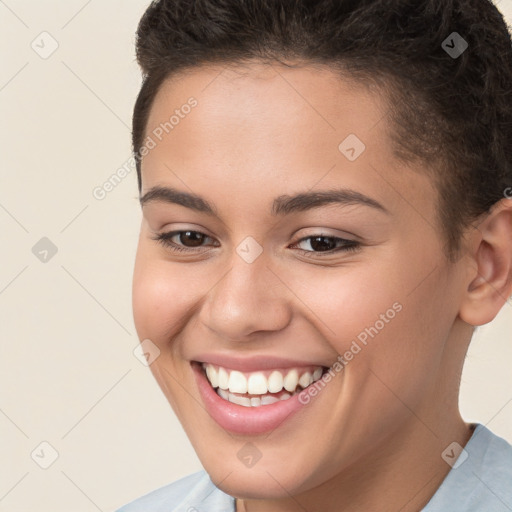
[200,362,328,407]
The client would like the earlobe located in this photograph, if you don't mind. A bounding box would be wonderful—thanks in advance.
[458,199,512,327]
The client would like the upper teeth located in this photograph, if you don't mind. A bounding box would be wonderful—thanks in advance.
[203,363,324,395]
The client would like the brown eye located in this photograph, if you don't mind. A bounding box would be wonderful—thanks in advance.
[151,230,217,253]
[307,236,337,252]
[291,235,361,256]
[175,231,207,247]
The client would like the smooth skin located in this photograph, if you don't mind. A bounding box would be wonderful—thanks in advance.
[132,61,512,512]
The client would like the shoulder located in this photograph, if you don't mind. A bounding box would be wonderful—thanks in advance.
[423,424,512,511]
[115,470,235,512]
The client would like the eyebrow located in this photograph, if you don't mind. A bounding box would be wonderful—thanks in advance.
[139,186,389,216]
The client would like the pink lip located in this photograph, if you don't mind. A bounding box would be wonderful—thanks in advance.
[191,353,327,372]
[192,362,317,435]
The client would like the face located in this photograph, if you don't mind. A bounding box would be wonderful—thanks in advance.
[132,62,469,499]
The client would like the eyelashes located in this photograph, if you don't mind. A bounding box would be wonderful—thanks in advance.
[150,230,362,257]
[152,230,214,253]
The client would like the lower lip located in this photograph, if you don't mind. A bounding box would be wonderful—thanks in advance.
[192,362,315,435]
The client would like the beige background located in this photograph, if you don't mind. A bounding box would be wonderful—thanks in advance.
[0,1,511,510]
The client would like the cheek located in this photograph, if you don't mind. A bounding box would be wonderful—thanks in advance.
[283,257,450,391]
[284,262,404,349]
[132,249,200,347]
[131,250,205,417]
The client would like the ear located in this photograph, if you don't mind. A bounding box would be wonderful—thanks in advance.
[458,198,512,326]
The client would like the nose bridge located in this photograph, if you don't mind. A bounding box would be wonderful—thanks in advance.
[200,248,291,340]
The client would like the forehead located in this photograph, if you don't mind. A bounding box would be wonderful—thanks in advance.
[146,61,387,157]
[141,61,436,222]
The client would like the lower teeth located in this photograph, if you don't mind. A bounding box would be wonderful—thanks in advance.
[215,387,301,407]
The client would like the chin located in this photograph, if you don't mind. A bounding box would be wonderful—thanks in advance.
[202,452,318,500]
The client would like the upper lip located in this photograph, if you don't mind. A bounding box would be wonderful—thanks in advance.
[191,353,329,372]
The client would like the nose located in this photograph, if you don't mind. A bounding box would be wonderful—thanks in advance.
[199,253,292,341]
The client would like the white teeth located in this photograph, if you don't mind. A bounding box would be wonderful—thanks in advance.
[283,369,299,392]
[261,395,279,405]
[218,388,229,400]
[299,371,312,388]
[206,365,219,388]
[202,362,326,405]
[247,372,268,394]
[229,394,251,407]
[250,397,261,407]
[313,368,323,381]
[217,389,295,407]
[268,370,284,393]
[228,370,247,394]
[218,367,229,390]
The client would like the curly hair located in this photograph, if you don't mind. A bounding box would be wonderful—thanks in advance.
[132,0,512,262]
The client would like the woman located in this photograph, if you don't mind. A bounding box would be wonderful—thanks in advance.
[118,0,512,510]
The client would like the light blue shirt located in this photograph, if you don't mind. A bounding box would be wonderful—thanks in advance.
[115,424,512,511]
